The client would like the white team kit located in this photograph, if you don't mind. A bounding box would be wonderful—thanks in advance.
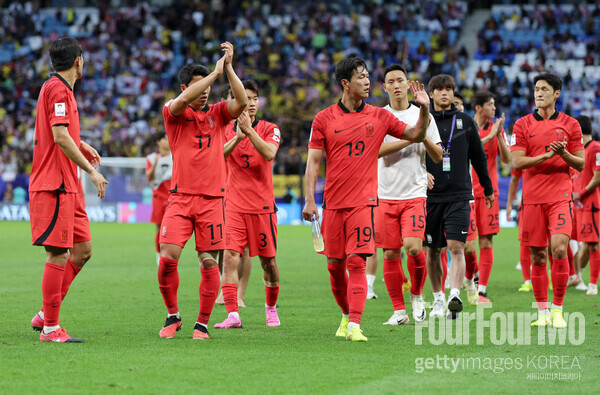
[378,104,441,200]
[146,152,173,190]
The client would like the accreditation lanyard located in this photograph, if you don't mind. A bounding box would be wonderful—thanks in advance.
[441,114,457,172]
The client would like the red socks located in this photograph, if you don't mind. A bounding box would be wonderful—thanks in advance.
[265,285,280,307]
[222,283,238,313]
[441,251,448,286]
[42,263,65,327]
[383,258,405,310]
[197,267,220,325]
[531,263,549,310]
[520,244,531,281]
[407,251,426,295]
[478,247,494,287]
[327,261,349,315]
[567,245,575,276]
[590,249,600,285]
[346,255,367,325]
[551,257,569,306]
[465,251,478,280]
[60,259,82,301]
[158,257,179,314]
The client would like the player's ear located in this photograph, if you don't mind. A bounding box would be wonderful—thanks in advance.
[180,84,187,92]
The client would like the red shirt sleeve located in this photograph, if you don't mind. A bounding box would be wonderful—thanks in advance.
[510,118,527,152]
[384,110,407,139]
[163,100,182,123]
[47,86,71,127]
[264,123,281,148]
[214,101,234,125]
[308,114,325,150]
[568,118,584,153]
[593,144,600,172]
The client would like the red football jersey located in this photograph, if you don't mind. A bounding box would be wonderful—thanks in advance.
[577,140,600,207]
[29,74,81,193]
[162,100,232,196]
[225,119,281,213]
[472,121,505,198]
[308,101,407,209]
[511,110,584,204]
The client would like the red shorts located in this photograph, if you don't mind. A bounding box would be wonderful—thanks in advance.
[467,201,477,241]
[520,201,573,247]
[160,193,225,251]
[225,210,277,257]
[574,205,600,243]
[30,190,91,248]
[375,198,426,249]
[150,194,168,225]
[571,206,580,240]
[321,206,375,259]
[474,195,500,236]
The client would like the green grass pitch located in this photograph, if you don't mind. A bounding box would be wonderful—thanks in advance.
[1,221,599,393]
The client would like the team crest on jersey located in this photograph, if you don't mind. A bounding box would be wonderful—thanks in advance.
[273,128,281,142]
[207,115,216,130]
[365,123,374,137]
[55,103,66,116]
[556,128,565,141]
[457,119,463,129]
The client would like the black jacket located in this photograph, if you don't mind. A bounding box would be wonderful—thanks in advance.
[426,104,493,203]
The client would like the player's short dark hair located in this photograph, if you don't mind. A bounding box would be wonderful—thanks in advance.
[428,74,456,92]
[242,80,259,96]
[533,72,562,92]
[220,84,232,100]
[453,91,464,102]
[178,63,210,86]
[576,115,593,136]
[383,64,408,81]
[49,37,82,72]
[154,131,166,142]
[471,90,495,109]
[335,55,368,89]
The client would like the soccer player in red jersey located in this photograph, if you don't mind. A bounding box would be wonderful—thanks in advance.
[215,80,282,329]
[158,42,247,340]
[571,115,600,295]
[511,72,584,328]
[215,85,253,308]
[471,91,510,302]
[506,168,534,292]
[29,37,108,343]
[302,56,430,342]
[145,132,172,265]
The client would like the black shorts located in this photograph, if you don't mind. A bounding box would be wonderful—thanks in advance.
[425,200,471,248]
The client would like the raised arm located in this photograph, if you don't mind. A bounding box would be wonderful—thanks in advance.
[223,124,246,158]
[495,114,511,164]
[302,148,323,221]
[398,81,429,143]
[169,57,224,117]
[222,42,248,119]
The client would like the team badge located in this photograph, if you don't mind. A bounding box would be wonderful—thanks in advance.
[207,115,216,130]
[596,153,600,166]
[510,133,516,146]
[273,128,281,142]
[365,123,374,137]
[556,128,565,141]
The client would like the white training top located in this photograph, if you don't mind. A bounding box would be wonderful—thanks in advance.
[378,104,441,200]
[146,152,173,190]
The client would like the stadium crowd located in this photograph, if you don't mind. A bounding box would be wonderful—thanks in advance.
[1,0,467,197]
